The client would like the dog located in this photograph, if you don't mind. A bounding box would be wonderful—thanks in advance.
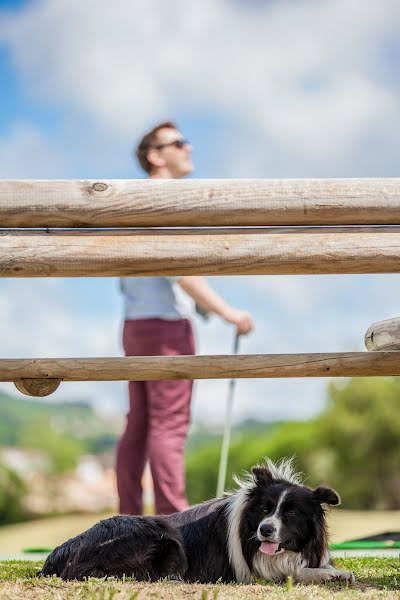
[38,515,187,581]
[39,458,354,584]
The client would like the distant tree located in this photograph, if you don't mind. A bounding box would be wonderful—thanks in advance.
[18,415,85,474]
[185,420,320,504]
[0,463,27,524]
[0,392,116,474]
[316,377,400,509]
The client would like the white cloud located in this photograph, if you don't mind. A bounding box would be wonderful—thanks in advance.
[0,279,119,358]
[0,124,68,178]
[0,278,123,415]
[1,0,399,170]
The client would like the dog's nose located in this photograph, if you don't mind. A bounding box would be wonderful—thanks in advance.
[259,523,276,538]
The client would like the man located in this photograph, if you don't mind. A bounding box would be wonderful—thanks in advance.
[116,121,254,515]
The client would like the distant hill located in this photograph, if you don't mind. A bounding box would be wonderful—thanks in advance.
[187,418,282,451]
[0,391,122,469]
[0,391,280,457]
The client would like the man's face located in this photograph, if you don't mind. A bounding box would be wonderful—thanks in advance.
[149,127,193,178]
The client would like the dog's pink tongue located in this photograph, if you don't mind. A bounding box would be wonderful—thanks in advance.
[260,542,279,555]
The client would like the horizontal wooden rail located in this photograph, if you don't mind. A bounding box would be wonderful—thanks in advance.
[3,353,400,394]
[1,178,399,227]
[365,316,400,351]
[1,226,400,277]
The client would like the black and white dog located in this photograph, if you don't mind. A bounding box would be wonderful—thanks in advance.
[39,459,354,584]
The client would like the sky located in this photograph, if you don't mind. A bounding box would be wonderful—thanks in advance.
[0,0,399,427]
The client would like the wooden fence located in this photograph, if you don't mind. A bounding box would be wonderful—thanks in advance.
[1,178,400,397]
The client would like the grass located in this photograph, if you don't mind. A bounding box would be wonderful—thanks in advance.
[0,558,398,599]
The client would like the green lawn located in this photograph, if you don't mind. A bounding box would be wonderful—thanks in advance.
[0,558,398,599]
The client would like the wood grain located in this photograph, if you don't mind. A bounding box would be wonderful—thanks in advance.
[14,378,61,397]
[1,226,400,277]
[365,316,400,351]
[1,353,400,385]
[1,178,399,227]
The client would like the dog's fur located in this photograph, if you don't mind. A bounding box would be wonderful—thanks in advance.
[39,516,187,581]
[39,458,354,584]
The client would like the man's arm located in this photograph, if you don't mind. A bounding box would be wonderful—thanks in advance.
[177,276,254,335]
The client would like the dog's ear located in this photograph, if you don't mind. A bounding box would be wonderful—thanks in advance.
[252,466,273,486]
[313,486,341,506]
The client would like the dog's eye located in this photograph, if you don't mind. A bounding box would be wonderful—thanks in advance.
[286,509,296,516]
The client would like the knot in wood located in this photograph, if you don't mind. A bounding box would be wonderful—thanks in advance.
[92,182,108,192]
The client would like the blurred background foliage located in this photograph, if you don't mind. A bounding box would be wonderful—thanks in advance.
[0,395,115,473]
[0,463,27,525]
[0,376,399,525]
[186,377,400,509]
[0,392,120,524]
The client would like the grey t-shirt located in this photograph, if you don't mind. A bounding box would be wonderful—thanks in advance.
[120,276,193,320]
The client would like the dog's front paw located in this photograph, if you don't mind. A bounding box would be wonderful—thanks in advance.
[296,566,355,584]
[329,568,355,583]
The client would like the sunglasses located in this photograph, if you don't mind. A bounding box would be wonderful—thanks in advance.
[154,139,190,150]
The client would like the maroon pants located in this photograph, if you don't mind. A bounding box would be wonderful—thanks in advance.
[116,318,195,515]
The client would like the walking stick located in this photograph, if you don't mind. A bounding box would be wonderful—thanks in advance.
[216,332,240,498]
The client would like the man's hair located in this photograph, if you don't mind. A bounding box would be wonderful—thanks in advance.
[135,121,177,174]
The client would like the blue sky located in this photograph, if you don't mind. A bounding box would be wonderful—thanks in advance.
[0,0,399,425]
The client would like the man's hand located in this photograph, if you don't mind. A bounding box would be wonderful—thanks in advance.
[177,276,254,335]
[224,308,254,335]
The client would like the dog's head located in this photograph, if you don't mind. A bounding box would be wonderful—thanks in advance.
[238,459,339,563]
